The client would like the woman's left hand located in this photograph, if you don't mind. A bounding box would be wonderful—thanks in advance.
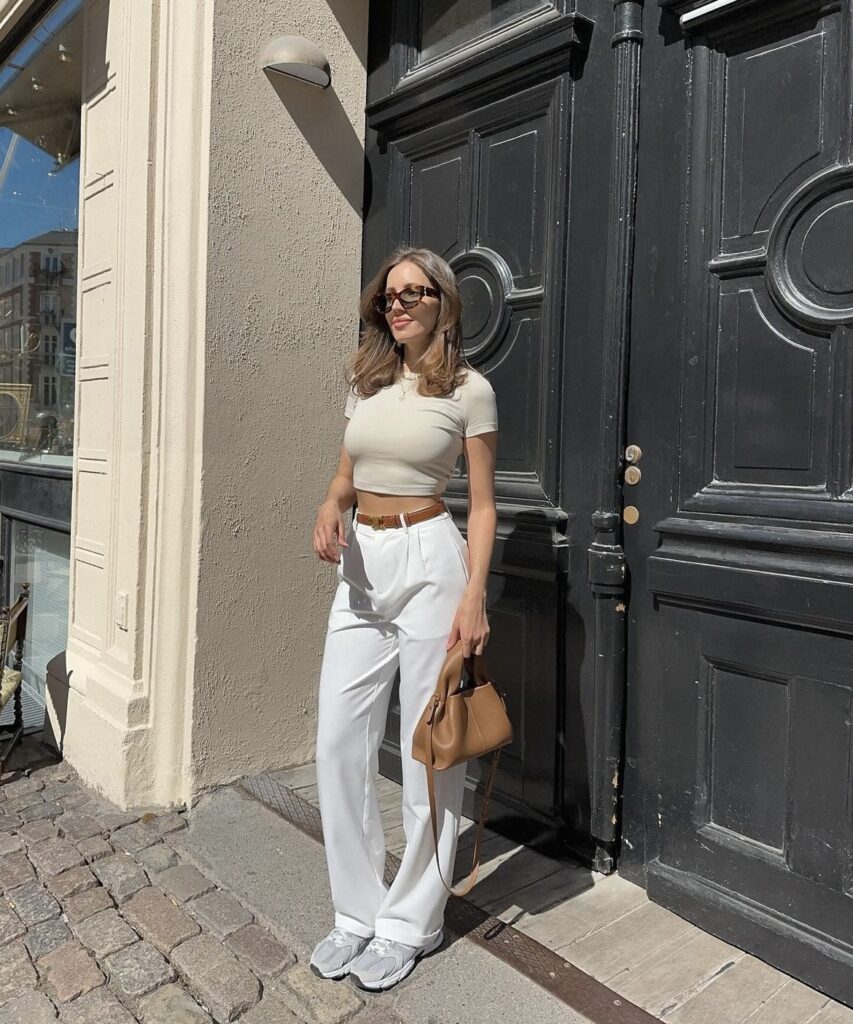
[446,589,490,656]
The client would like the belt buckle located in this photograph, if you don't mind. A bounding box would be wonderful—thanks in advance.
[368,514,387,530]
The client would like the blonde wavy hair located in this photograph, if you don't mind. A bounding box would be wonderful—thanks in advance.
[346,246,470,399]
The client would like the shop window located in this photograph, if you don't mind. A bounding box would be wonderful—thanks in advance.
[419,0,550,62]
[0,522,71,731]
[0,0,81,469]
[0,0,80,736]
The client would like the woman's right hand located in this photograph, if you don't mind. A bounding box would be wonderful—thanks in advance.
[313,500,349,563]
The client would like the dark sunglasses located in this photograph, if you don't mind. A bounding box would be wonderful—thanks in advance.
[372,285,440,315]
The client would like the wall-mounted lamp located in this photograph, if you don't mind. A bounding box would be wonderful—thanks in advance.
[257,35,331,89]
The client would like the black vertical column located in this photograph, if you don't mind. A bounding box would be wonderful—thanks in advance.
[586,0,644,871]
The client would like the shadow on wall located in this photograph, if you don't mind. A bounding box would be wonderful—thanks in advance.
[264,59,366,216]
[323,0,369,67]
[43,652,69,755]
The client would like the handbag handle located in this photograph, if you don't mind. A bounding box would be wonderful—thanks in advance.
[432,649,487,707]
[425,717,502,897]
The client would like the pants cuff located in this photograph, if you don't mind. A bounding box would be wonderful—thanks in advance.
[334,912,375,940]
[374,920,443,949]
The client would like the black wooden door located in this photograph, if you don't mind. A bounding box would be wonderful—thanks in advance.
[365,1,606,855]
[623,0,853,1005]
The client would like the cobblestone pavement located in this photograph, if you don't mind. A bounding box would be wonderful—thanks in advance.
[0,740,381,1024]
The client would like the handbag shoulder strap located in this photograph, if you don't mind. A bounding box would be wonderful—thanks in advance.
[426,727,502,897]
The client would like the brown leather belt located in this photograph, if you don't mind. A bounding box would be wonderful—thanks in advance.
[356,499,446,530]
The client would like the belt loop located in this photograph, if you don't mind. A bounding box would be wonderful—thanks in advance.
[400,511,410,532]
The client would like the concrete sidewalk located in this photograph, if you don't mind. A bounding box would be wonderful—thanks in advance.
[173,784,593,1024]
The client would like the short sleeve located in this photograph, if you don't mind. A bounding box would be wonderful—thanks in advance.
[344,383,359,419]
[463,372,498,437]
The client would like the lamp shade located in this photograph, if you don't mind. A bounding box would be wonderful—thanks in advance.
[257,35,331,88]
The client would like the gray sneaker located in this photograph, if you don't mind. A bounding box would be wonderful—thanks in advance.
[309,926,372,980]
[348,930,444,991]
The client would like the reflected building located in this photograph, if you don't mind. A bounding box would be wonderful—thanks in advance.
[0,229,77,453]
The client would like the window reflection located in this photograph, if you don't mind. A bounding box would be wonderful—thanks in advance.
[419,0,550,62]
[0,0,81,467]
[5,521,70,722]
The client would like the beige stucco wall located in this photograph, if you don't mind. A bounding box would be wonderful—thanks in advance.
[190,1,368,791]
[40,0,365,809]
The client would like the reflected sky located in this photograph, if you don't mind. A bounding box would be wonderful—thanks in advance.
[0,128,79,248]
[0,0,81,249]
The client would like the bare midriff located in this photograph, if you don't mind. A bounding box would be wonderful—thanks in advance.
[354,489,444,517]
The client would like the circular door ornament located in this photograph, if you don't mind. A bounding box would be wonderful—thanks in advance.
[449,247,513,361]
[766,166,853,328]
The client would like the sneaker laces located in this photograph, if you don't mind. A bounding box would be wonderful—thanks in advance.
[329,928,356,948]
[366,936,393,956]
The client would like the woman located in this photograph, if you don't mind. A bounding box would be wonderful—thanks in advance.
[309,246,498,991]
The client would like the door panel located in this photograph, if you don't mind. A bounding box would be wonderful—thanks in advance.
[367,0,592,848]
[409,148,470,257]
[722,29,831,243]
[397,83,558,498]
[718,291,821,479]
[626,0,853,1005]
[679,10,846,517]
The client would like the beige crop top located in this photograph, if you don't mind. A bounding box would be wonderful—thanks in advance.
[343,368,498,496]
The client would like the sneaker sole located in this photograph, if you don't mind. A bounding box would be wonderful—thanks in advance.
[349,930,444,992]
[309,961,353,981]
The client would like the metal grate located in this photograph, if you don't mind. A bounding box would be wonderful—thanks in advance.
[240,773,661,1024]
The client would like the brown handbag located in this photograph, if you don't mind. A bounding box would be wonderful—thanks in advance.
[411,640,513,897]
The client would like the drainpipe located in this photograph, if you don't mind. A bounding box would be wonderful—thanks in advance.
[586,0,644,873]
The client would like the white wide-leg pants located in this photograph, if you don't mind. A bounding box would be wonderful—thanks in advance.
[315,507,470,949]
